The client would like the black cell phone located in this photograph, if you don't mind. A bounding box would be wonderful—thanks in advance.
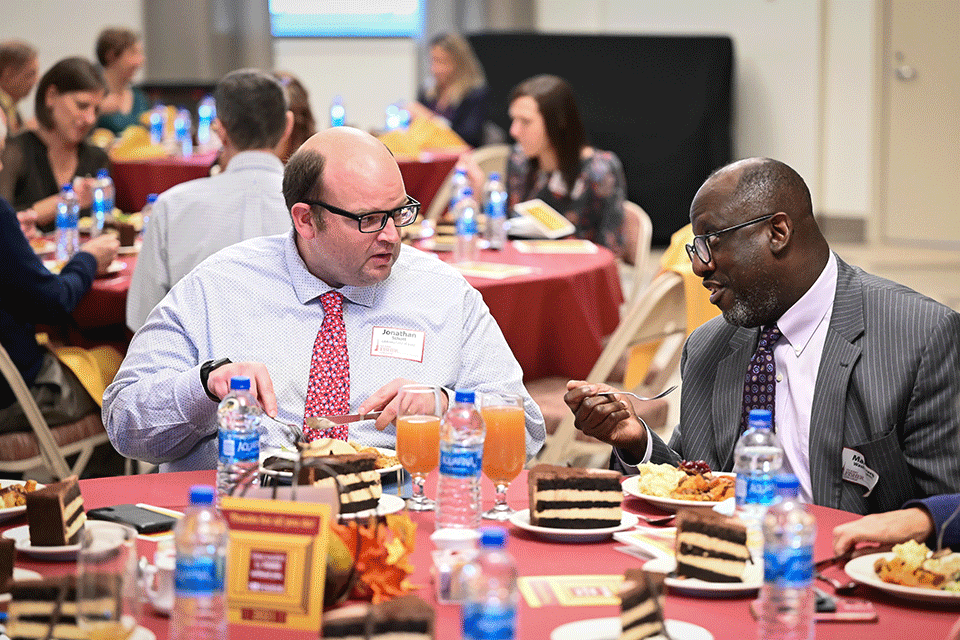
[86,504,178,534]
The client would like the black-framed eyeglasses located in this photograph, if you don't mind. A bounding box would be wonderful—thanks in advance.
[685,214,775,265]
[301,195,420,233]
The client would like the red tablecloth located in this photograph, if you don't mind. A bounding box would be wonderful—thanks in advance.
[397,153,459,214]
[4,471,957,639]
[110,152,217,213]
[435,242,623,380]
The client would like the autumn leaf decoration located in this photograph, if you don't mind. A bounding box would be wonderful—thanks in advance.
[331,513,419,603]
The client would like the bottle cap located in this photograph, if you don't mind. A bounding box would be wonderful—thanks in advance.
[431,528,481,551]
[96,168,109,179]
[454,389,475,404]
[489,172,501,182]
[230,376,251,390]
[147,194,159,204]
[189,485,215,505]
[61,184,74,193]
[480,527,507,548]
[461,187,473,198]
[747,409,772,428]
[774,474,800,491]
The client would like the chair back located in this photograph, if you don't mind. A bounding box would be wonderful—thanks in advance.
[536,271,686,467]
[423,144,511,223]
[621,201,653,304]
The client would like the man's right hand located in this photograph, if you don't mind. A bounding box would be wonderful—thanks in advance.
[206,362,278,418]
[563,380,648,460]
[79,234,120,274]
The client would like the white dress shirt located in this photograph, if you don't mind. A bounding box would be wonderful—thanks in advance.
[126,150,291,332]
[104,232,546,472]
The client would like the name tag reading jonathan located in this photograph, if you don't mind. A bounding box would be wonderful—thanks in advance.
[220,494,333,635]
[371,326,425,362]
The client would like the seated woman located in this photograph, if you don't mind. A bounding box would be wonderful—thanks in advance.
[502,74,627,258]
[409,32,488,148]
[272,71,316,163]
[0,57,107,232]
[94,27,147,135]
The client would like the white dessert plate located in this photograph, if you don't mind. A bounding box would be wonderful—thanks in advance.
[42,259,125,275]
[2,520,119,562]
[339,493,405,520]
[0,479,45,524]
[129,626,157,640]
[845,553,960,604]
[643,556,762,598]
[550,617,713,640]
[117,240,143,255]
[621,474,735,513]
[260,447,402,479]
[0,568,42,603]
[509,509,639,543]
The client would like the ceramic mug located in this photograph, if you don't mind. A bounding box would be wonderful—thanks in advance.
[142,548,174,615]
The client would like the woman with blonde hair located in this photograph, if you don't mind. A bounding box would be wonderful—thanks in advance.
[410,32,489,147]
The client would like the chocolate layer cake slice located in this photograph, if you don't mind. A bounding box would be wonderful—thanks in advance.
[619,569,667,640]
[369,594,434,639]
[1,537,14,594]
[527,464,623,529]
[675,510,750,583]
[25,475,86,546]
[298,450,382,514]
[6,575,79,640]
[322,603,370,640]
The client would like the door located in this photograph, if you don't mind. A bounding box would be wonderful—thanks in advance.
[879,0,960,248]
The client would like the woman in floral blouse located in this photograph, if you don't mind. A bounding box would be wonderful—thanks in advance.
[504,74,627,258]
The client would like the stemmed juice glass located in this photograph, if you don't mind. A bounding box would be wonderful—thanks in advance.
[396,384,442,511]
[480,393,526,520]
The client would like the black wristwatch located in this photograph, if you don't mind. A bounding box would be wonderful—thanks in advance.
[200,358,232,402]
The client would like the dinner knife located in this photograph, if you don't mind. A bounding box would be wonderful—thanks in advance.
[305,411,383,428]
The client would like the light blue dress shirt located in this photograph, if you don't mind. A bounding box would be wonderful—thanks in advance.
[104,232,546,472]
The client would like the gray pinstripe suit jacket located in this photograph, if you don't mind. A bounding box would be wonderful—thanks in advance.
[642,256,960,515]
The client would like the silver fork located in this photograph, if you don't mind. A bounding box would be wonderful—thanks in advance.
[606,385,678,403]
[270,416,304,443]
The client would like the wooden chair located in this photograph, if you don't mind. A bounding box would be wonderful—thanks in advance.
[0,344,111,480]
[621,200,654,304]
[531,270,686,467]
[423,143,512,223]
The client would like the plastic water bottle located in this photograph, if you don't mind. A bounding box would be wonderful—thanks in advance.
[436,390,485,530]
[216,376,262,504]
[55,184,80,264]
[734,409,783,559]
[141,193,158,241]
[330,95,345,127]
[460,527,518,640]
[453,188,480,264]
[170,485,229,640]
[450,167,469,208]
[483,172,508,250]
[91,169,114,237]
[196,95,216,151]
[175,108,193,157]
[758,475,816,640]
[149,104,166,145]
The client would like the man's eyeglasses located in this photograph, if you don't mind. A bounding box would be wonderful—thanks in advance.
[685,214,775,265]
[302,195,420,233]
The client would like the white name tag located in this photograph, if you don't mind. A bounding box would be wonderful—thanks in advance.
[841,447,880,497]
[370,326,425,362]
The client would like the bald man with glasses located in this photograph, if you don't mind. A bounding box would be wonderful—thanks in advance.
[105,126,545,472]
[565,157,960,515]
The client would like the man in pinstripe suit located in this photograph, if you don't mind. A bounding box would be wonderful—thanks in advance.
[565,157,960,515]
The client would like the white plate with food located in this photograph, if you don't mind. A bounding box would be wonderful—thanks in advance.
[42,258,125,275]
[339,494,405,520]
[0,479,43,524]
[30,238,56,255]
[550,617,713,640]
[643,556,762,598]
[509,509,639,543]
[260,447,402,480]
[3,524,81,561]
[844,553,960,604]
[0,568,42,603]
[622,474,735,513]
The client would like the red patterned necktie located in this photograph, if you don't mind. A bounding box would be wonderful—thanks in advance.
[741,324,782,432]
[303,291,350,441]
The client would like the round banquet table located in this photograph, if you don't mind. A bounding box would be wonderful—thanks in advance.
[431,241,623,381]
[396,153,459,214]
[3,470,956,640]
[110,152,218,213]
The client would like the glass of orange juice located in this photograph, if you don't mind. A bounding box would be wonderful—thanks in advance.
[480,393,526,520]
[396,384,442,511]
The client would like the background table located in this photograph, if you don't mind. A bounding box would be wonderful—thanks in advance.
[110,152,218,213]
[4,470,956,639]
[396,153,459,214]
[434,242,623,380]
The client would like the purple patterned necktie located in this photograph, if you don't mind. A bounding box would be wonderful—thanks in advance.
[741,324,782,432]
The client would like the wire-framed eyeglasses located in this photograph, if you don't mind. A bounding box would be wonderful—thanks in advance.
[302,195,420,233]
[685,214,775,264]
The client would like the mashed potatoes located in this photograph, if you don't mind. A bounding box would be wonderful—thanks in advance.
[636,463,686,497]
